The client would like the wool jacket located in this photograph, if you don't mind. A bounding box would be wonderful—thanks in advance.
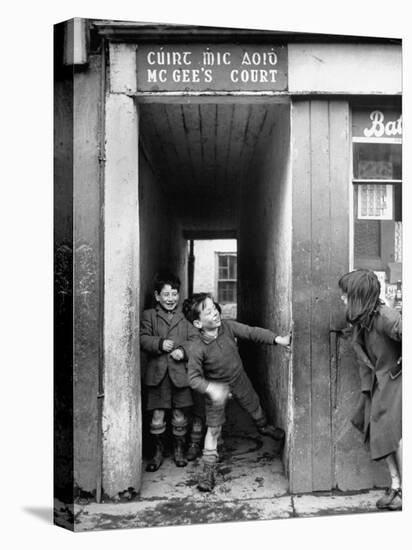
[188,319,277,394]
[140,305,200,387]
[351,305,402,460]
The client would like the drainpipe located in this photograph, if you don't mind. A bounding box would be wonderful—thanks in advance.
[96,35,107,504]
[188,240,195,296]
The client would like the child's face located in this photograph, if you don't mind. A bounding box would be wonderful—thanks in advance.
[194,297,221,331]
[155,284,179,311]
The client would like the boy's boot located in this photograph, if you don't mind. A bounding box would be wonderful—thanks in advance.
[255,417,285,448]
[187,418,203,461]
[258,424,285,441]
[146,434,164,472]
[198,462,216,492]
[173,435,188,467]
[198,451,217,492]
[172,409,188,467]
[217,433,226,462]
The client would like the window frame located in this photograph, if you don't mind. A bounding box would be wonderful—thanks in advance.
[350,129,402,272]
[215,252,237,304]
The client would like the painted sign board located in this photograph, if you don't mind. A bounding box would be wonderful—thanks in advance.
[352,109,402,139]
[136,44,287,92]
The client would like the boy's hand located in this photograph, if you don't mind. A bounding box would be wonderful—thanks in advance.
[206,382,231,405]
[275,333,292,350]
[170,348,184,361]
[162,339,175,352]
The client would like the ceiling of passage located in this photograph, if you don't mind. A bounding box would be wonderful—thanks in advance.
[138,101,285,228]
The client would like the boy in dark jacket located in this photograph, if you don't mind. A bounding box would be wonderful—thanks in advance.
[140,272,200,471]
[183,293,291,492]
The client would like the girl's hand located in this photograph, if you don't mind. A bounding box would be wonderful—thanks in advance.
[170,348,184,361]
[162,339,175,352]
[206,382,231,405]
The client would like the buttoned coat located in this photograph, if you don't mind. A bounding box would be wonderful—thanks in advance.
[351,305,402,460]
[140,306,199,388]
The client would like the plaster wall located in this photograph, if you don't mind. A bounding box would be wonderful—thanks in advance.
[54,43,74,501]
[139,149,188,310]
[73,55,102,495]
[288,43,402,95]
[193,239,237,319]
[193,239,237,295]
[238,103,292,447]
[54,46,102,498]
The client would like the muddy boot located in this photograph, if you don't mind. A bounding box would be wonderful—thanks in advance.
[376,488,402,510]
[257,424,285,442]
[217,433,226,462]
[146,435,164,472]
[198,462,216,492]
[187,426,203,461]
[173,435,188,467]
[388,489,402,511]
[187,416,204,461]
[187,441,202,461]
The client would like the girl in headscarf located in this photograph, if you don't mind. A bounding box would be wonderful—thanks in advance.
[339,269,402,511]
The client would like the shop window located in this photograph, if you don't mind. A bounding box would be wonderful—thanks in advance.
[352,109,402,310]
[217,253,237,303]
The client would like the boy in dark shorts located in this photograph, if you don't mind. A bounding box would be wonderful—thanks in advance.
[183,293,291,492]
[140,272,200,471]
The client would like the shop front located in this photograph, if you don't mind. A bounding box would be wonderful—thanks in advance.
[54,19,402,502]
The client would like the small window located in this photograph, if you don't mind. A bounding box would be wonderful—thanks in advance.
[217,254,237,304]
[352,108,402,310]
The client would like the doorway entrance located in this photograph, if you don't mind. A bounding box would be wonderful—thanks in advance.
[138,98,292,497]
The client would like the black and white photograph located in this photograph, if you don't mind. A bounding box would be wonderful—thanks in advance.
[53,15,404,531]
[2,1,410,548]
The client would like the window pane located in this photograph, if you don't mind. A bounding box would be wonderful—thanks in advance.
[228,256,237,279]
[218,256,228,268]
[219,266,228,279]
[218,281,236,303]
[218,254,237,280]
[357,184,393,220]
[354,188,381,258]
[353,143,402,180]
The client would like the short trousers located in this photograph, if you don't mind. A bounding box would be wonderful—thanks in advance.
[192,390,206,419]
[146,372,193,411]
[205,369,265,427]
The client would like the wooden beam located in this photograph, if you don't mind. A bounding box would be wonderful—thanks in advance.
[290,100,313,493]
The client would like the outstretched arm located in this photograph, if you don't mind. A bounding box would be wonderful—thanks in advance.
[228,320,291,349]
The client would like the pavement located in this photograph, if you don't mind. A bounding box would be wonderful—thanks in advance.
[55,401,398,532]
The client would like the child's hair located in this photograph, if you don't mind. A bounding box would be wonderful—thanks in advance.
[154,270,181,293]
[338,269,382,326]
[182,293,221,323]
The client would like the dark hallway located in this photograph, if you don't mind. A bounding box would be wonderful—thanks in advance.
[138,99,292,501]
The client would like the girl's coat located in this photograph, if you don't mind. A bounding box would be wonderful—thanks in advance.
[351,305,402,460]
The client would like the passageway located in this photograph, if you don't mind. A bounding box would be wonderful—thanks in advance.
[135,399,287,526]
[138,99,292,496]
